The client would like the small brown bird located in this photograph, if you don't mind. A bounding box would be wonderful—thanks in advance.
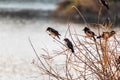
[64,38,74,53]
[97,31,115,39]
[46,27,61,39]
[100,0,109,9]
[83,27,96,41]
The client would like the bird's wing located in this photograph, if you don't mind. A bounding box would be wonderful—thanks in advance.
[67,41,74,53]
[51,29,61,35]
[87,30,95,35]
[67,42,73,49]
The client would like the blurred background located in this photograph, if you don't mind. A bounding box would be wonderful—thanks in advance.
[0,0,119,80]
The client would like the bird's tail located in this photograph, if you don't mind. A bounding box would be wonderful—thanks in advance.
[57,35,60,39]
[93,36,96,41]
[97,36,102,39]
[71,48,74,53]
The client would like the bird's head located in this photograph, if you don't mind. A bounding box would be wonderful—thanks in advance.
[64,38,70,42]
[46,27,51,31]
[83,27,90,31]
[111,31,116,34]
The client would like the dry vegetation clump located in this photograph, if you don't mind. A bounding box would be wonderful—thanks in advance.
[29,22,120,80]
[29,1,120,80]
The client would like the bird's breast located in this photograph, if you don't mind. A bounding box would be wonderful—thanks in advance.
[86,32,93,37]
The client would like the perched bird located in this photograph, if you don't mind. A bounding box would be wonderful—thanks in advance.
[46,27,61,39]
[83,27,96,41]
[100,0,109,9]
[97,32,109,39]
[97,31,116,39]
[64,38,74,53]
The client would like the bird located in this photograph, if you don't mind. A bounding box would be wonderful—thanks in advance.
[97,32,109,39]
[83,27,96,41]
[64,38,74,53]
[46,27,61,39]
[100,0,109,10]
[97,31,115,39]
